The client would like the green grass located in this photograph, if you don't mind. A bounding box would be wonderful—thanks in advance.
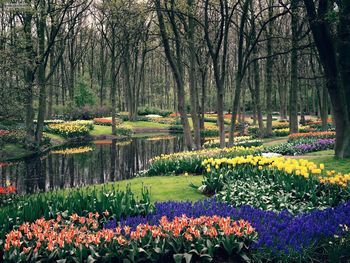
[304,150,334,156]
[262,137,288,146]
[90,125,112,136]
[304,154,350,174]
[58,175,204,203]
[114,175,204,202]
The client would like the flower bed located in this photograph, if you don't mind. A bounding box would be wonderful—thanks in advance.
[0,129,26,144]
[199,156,350,213]
[93,117,123,126]
[0,184,17,207]
[116,123,133,136]
[0,185,152,241]
[147,117,180,125]
[204,136,262,148]
[288,131,336,141]
[265,138,335,155]
[113,199,350,261]
[47,123,90,138]
[145,146,262,176]
[4,212,256,262]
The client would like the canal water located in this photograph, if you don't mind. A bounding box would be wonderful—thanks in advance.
[0,135,183,194]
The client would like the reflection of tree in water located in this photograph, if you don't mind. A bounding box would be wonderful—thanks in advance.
[0,137,184,194]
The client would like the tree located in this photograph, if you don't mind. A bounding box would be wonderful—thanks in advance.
[155,0,195,150]
[303,0,350,158]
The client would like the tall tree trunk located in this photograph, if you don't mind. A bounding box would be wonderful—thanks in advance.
[155,0,194,150]
[36,1,47,147]
[289,0,299,133]
[229,0,250,146]
[303,0,350,158]
[187,0,201,149]
[265,0,273,136]
[23,13,35,149]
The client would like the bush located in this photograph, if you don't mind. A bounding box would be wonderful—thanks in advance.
[54,105,112,120]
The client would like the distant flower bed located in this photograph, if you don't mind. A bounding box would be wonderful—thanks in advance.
[265,138,335,156]
[34,119,64,124]
[51,146,94,155]
[288,131,336,141]
[116,124,133,137]
[147,117,180,125]
[145,146,262,176]
[204,136,262,148]
[93,117,122,126]
[0,129,26,144]
[146,135,176,141]
[47,123,90,139]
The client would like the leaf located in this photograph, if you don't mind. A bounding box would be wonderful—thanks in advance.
[173,254,184,263]
[87,255,96,263]
[183,253,192,263]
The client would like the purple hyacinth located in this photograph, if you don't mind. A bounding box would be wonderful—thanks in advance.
[104,198,350,257]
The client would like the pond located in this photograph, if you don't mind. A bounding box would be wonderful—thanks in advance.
[0,135,184,194]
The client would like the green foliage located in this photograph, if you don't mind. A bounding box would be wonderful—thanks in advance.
[74,77,95,107]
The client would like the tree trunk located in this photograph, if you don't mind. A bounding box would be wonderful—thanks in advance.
[265,0,273,136]
[289,0,299,133]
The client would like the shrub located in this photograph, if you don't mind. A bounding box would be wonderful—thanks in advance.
[57,105,112,120]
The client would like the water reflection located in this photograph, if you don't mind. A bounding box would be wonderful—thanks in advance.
[0,136,183,194]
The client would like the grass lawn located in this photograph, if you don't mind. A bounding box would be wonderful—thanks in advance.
[90,125,112,136]
[262,137,288,146]
[303,153,350,174]
[91,122,172,136]
[112,175,204,202]
[56,175,204,203]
